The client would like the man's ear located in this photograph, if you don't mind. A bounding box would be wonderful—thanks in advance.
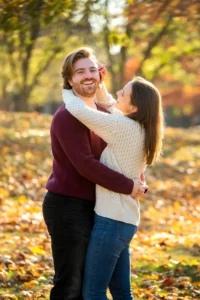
[68,79,73,87]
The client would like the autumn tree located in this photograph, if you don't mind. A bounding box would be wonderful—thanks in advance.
[127,0,200,81]
[0,0,79,111]
[1,0,200,111]
[87,0,200,93]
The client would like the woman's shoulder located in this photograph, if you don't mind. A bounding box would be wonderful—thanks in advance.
[118,117,145,138]
[119,116,141,128]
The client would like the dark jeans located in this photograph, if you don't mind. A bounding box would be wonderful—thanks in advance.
[42,191,95,300]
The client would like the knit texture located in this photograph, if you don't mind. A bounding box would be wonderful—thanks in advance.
[62,88,146,226]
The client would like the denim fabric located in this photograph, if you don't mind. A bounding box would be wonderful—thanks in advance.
[83,213,137,300]
[43,191,95,300]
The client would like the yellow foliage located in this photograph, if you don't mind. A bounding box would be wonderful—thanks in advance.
[0,113,199,299]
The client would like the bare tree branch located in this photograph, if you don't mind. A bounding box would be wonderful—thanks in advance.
[5,34,20,88]
[22,1,43,85]
[103,0,117,93]
[154,0,172,20]
[135,13,173,75]
[26,46,62,98]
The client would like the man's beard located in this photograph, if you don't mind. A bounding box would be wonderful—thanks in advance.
[72,79,99,97]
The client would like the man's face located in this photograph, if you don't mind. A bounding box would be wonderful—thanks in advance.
[68,57,100,98]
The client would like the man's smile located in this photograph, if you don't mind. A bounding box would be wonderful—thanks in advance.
[81,80,96,86]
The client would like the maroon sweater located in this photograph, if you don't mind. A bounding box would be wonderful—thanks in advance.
[46,103,133,201]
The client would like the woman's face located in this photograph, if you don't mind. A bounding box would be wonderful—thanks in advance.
[115,81,137,114]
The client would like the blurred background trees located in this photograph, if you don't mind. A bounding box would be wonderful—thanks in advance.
[0,0,200,127]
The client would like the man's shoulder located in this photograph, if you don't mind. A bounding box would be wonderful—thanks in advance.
[54,103,69,117]
[52,103,86,128]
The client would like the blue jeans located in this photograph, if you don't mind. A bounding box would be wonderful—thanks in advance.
[83,213,137,300]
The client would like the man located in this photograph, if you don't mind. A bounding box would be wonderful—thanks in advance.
[43,47,146,300]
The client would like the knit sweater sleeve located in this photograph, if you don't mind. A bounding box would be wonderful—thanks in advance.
[63,89,121,144]
[95,82,123,115]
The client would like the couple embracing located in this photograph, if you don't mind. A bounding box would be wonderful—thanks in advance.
[43,47,164,300]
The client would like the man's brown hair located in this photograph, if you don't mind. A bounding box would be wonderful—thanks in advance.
[61,47,97,89]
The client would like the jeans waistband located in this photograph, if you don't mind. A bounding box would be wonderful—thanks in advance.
[43,191,95,209]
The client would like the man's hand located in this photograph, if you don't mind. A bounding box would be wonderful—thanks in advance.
[139,172,148,194]
[131,177,148,199]
[98,65,107,82]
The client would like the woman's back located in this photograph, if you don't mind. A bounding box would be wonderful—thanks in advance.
[95,115,145,226]
[99,116,145,179]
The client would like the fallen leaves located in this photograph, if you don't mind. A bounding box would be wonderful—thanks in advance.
[0,112,200,299]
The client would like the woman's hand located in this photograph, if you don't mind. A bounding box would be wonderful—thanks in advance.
[98,64,107,82]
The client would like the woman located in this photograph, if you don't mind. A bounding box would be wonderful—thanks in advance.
[62,75,164,299]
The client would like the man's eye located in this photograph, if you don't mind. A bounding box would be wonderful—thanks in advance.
[78,71,84,74]
[91,69,97,72]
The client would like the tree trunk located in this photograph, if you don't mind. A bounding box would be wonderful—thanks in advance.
[119,46,127,87]
[13,92,29,112]
[0,82,10,111]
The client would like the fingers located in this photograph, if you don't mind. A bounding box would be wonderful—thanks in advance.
[135,186,148,198]
[98,64,105,70]
[131,178,142,198]
[136,181,148,191]
[137,188,146,195]
[131,178,148,199]
[98,65,107,82]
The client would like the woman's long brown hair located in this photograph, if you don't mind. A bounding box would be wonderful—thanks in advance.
[128,77,164,165]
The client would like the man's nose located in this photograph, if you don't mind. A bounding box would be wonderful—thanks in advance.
[84,70,93,78]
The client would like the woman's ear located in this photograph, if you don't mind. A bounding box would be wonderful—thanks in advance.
[131,106,138,113]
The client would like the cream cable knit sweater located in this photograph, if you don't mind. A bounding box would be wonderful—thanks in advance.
[62,87,146,226]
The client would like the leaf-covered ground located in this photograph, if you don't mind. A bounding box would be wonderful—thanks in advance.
[0,112,199,300]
